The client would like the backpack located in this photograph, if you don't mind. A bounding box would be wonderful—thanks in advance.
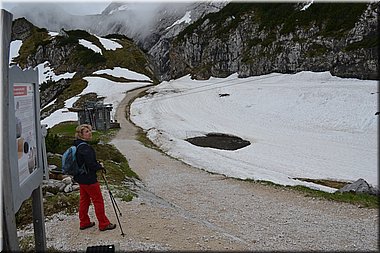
[61,142,88,176]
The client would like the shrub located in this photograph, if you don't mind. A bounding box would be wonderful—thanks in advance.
[45,132,61,154]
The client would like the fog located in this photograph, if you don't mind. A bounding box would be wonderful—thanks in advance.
[8,1,195,41]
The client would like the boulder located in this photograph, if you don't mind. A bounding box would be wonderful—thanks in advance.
[337,178,378,195]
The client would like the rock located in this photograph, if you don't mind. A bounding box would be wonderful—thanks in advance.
[62,177,72,185]
[45,192,54,197]
[48,164,58,171]
[64,184,73,193]
[11,17,34,41]
[49,172,66,181]
[369,186,379,196]
[59,183,66,192]
[167,2,378,81]
[337,178,377,195]
[72,184,80,191]
[42,179,66,194]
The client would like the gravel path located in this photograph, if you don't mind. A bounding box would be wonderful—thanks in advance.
[27,87,378,252]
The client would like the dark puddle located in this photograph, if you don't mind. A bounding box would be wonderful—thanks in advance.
[186,133,251,150]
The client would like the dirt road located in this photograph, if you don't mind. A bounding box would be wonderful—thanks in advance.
[40,87,378,251]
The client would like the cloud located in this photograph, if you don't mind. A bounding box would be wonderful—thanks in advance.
[7,1,200,46]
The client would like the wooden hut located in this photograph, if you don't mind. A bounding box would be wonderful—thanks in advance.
[72,101,113,131]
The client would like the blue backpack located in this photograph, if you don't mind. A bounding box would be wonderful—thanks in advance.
[61,142,88,176]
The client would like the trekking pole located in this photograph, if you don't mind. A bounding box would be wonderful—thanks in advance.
[103,176,122,216]
[102,172,125,236]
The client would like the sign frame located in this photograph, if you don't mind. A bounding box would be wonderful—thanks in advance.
[8,66,44,212]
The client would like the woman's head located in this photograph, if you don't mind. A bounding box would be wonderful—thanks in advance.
[75,124,93,141]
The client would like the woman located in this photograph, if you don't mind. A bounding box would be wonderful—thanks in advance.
[74,124,116,231]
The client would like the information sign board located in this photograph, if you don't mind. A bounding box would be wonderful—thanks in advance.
[14,83,39,184]
[8,66,43,212]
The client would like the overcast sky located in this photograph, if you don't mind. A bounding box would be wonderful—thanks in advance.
[1,0,113,15]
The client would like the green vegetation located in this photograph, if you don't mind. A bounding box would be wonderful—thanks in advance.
[45,132,61,154]
[71,92,99,109]
[39,80,56,93]
[104,33,133,41]
[16,192,80,229]
[136,127,160,151]
[297,3,367,37]
[68,45,106,69]
[15,25,50,68]
[344,34,379,51]
[57,29,103,50]
[102,39,156,83]
[293,177,348,189]
[261,33,277,47]
[56,34,78,46]
[306,43,329,57]
[178,2,367,41]
[179,2,254,40]
[17,193,79,252]
[291,185,378,209]
[65,29,92,39]
[56,78,88,108]
[12,21,157,110]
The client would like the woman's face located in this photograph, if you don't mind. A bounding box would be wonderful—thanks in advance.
[82,127,92,141]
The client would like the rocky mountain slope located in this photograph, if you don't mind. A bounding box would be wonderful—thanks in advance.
[165,2,378,80]
[10,1,228,52]
[11,18,156,118]
[10,2,378,88]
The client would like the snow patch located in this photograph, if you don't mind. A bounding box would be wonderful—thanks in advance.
[79,39,102,55]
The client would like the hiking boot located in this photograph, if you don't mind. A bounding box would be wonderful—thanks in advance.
[100,223,116,231]
[80,222,95,230]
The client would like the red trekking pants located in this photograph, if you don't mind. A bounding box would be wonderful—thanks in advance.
[79,182,110,230]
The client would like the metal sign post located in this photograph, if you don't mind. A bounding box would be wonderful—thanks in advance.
[1,9,20,252]
[2,9,47,251]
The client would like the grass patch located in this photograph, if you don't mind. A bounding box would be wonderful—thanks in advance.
[13,21,50,68]
[49,121,78,137]
[253,179,378,209]
[47,154,62,168]
[102,39,157,83]
[135,127,161,151]
[293,177,348,189]
[20,234,60,253]
[71,92,99,110]
[16,192,79,229]
[288,185,378,209]
[55,78,88,108]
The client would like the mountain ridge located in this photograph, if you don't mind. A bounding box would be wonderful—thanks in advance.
[165,2,378,80]
[11,2,378,81]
